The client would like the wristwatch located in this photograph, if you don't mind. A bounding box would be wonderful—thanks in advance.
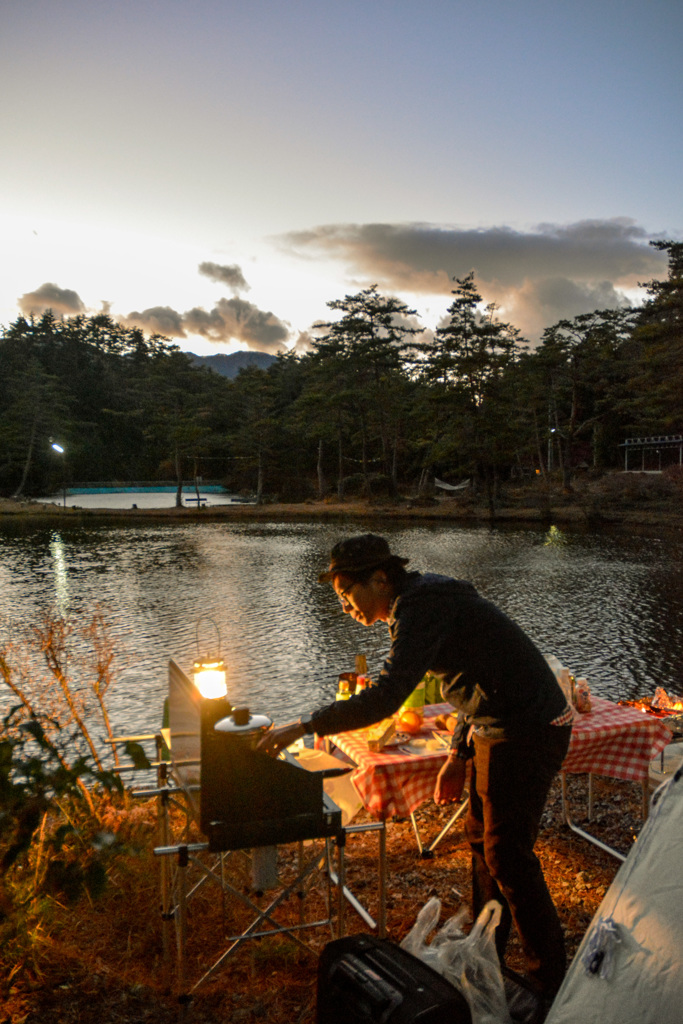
[298,712,315,735]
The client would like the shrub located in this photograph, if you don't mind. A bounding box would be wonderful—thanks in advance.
[0,611,141,916]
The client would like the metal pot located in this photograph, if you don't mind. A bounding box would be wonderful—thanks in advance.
[214,707,272,748]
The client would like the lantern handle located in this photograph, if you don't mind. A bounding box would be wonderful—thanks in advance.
[195,616,222,660]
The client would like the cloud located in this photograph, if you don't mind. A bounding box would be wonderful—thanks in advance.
[123,298,290,353]
[198,261,250,293]
[18,282,85,316]
[278,217,669,340]
[475,278,633,343]
[124,305,187,337]
[184,297,290,353]
[292,330,314,354]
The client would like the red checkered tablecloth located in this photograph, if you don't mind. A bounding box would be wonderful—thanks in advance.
[327,704,459,819]
[560,695,671,781]
[327,699,672,820]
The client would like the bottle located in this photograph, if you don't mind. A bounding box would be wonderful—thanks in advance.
[422,671,441,706]
[399,677,426,720]
[336,677,353,701]
[575,678,592,713]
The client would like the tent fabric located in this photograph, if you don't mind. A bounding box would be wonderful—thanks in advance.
[546,750,683,1024]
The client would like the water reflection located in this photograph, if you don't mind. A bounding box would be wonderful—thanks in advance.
[49,532,69,616]
[0,519,682,736]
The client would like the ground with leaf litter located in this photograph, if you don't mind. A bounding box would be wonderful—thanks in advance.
[1,770,651,1024]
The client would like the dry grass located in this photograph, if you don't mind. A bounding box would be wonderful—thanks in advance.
[1,772,644,1024]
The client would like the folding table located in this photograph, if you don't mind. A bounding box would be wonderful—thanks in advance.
[116,660,388,1010]
[324,703,469,857]
[559,695,671,860]
[325,698,673,861]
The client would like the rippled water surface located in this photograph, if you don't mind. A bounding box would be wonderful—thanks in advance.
[1,519,682,735]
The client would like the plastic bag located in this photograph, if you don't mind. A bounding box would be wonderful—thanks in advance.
[400,896,467,971]
[401,897,512,1024]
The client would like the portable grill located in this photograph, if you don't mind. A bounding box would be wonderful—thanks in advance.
[199,702,343,851]
[153,659,386,1004]
[166,658,344,849]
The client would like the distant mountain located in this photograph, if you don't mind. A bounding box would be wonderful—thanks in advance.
[189,350,277,379]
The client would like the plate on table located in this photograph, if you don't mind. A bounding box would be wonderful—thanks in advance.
[383,731,412,748]
[398,732,451,756]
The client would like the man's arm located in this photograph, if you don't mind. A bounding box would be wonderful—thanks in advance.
[434,750,468,805]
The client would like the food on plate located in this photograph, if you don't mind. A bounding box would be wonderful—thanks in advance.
[433,713,458,734]
[365,717,396,752]
[397,709,423,734]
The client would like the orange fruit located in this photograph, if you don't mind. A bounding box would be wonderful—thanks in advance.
[398,710,422,734]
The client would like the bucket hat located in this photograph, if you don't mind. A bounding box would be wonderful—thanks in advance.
[318,534,409,583]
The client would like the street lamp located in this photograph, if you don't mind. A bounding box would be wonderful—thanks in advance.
[50,441,66,507]
[547,428,556,473]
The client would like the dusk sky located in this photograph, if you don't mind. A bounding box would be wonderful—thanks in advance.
[2,0,682,354]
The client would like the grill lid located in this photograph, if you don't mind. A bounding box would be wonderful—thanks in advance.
[214,707,272,735]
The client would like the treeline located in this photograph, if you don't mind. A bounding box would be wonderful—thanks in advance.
[1,241,681,505]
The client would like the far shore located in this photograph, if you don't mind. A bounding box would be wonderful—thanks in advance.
[2,493,681,532]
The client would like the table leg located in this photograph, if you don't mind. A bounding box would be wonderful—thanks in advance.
[560,774,626,862]
[409,811,426,856]
[325,821,387,933]
[336,833,345,939]
[410,797,469,859]
[378,823,387,939]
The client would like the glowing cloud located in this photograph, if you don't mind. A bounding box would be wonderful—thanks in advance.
[279,217,668,340]
[124,305,187,337]
[18,283,86,316]
[123,296,291,352]
[183,297,290,353]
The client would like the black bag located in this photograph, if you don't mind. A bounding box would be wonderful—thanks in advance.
[316,933,472,1024]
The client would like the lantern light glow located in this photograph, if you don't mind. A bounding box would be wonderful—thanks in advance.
[193,658,227,699]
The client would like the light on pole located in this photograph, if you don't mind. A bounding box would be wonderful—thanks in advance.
[50,442,66,507]
[548,428,556,473]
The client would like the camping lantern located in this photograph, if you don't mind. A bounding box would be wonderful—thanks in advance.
[193,657,227,699]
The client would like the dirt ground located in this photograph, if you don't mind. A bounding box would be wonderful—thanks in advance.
[1,771,650,1024]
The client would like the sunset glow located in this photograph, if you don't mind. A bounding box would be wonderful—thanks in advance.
[2,1,681,352]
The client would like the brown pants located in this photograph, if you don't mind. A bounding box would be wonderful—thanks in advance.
[466,723,572,996]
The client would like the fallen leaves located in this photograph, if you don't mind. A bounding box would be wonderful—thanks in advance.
[1,771,647,1024]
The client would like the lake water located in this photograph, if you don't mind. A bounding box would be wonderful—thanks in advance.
[1,517,682,739]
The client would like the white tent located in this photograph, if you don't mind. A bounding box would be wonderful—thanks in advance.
[546,750,683,1024]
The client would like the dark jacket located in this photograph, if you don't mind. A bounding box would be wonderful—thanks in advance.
[310,572,566,747]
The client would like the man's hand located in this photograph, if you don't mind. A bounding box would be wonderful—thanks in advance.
[256,721,305,758]
[434,753,467,805]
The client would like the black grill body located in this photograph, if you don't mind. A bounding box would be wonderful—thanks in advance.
[200,710,342,851]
